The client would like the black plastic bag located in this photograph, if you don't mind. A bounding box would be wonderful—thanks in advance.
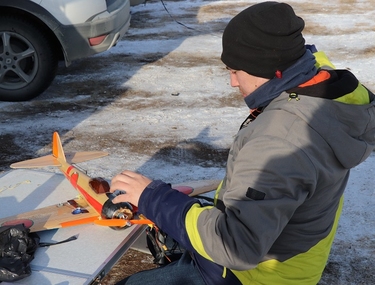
[0,224,39,282]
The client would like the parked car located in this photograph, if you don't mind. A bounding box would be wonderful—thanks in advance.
[0,0,145,102]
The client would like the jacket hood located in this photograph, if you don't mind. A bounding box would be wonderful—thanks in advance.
[269,92,375,169]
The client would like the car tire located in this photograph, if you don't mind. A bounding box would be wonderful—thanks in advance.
[0,16,58,101]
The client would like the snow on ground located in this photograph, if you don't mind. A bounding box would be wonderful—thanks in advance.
[0,0,374,283]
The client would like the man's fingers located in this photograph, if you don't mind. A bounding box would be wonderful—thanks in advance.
[109,172,133,192]
[109,182,128,194]
[112,195,126,204]
[108,170,151,207]
[120,170,140,178]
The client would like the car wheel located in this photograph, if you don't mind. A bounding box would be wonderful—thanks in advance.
[0,16,58,101]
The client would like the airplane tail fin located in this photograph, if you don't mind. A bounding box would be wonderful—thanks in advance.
[10,132,108,169]
[52,131,66,163]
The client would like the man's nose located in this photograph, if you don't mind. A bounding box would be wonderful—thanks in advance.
[230,73,238,87]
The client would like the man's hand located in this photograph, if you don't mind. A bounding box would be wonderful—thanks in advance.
[109,170,152,207]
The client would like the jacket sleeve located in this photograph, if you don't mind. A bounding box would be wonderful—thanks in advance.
[138,179,205,249]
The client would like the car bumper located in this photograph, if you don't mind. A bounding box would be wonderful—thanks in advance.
[59,0,131,65]
[130,0,147,6]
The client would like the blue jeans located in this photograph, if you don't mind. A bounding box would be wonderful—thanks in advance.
[115,251,206,285]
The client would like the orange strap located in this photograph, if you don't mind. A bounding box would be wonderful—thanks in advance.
[60,216,99,228]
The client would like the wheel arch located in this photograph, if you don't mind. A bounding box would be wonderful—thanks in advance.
[0,0,70,66]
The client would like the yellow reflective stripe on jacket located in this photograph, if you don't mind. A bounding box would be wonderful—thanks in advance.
[231,195,344,285]
[185,204,215,261]
[214,180,223,205]
[335,83,370,105]
[314,51,335,69]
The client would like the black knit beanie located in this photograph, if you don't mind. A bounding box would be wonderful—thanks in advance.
[221,2,306,79]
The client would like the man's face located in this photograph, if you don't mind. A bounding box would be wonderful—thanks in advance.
[227,68,269,98]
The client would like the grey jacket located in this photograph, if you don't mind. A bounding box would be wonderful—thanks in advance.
[193,91,375,283]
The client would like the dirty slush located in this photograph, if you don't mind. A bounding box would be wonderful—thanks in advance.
[0,1,374,285]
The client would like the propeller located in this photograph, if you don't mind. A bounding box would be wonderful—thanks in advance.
[94,218,153,228]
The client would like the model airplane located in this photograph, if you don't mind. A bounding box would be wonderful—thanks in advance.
[0,132,220,232]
